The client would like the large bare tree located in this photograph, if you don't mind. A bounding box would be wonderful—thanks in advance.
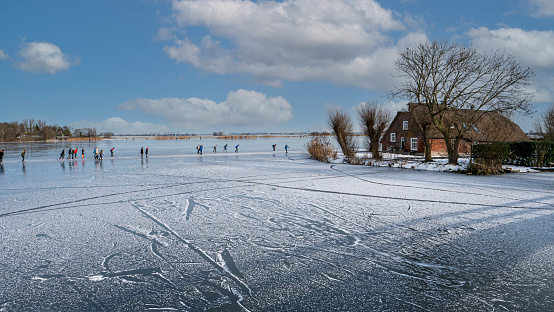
[357,101,390,159]
[393,40,534,164]
[328,108,357,161]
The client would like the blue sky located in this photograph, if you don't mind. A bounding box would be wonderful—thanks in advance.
[1,0,553,134]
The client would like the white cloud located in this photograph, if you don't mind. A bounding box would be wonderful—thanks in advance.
[467,27,554,69]
[70,117,170,135]
[528,0,554,17]
[0,49,8,60]
[16,41,78,74]
[165,0,425,90]
[118,89,293,129]
[155,27,178,41]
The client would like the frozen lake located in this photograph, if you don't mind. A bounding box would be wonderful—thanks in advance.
[0,138,553,311]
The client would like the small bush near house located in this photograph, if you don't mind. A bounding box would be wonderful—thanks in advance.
[305,137,337,162]
[470,143,509,174]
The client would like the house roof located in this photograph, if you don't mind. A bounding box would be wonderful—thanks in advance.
[407,104,529,142]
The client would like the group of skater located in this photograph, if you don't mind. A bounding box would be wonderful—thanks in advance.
[1,143,290,164]
[58,147,113,161]
[193,144,288,155]
[196,143,243,154]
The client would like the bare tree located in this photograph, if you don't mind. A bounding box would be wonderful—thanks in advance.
[328,108,357,161]
[357,101,390,159]
[393,40,534,164]
[535,103,554,141]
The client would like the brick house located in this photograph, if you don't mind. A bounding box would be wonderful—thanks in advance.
[381,104,529,156]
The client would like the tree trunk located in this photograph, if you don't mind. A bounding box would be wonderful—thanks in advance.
[424,139,432,162]
[422,125,432,162]
[370,140,381,160]
[446,138,460,165]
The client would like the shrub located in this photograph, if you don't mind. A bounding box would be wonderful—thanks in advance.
[508,141,554,167]
[305,137,337,162]
[508,141,535,166]
[472,141,554,171]
[470,142,509,170]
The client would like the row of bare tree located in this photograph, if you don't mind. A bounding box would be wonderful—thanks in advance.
[0,119,98,142]
[328,102,390,162]
[0,119,73,142]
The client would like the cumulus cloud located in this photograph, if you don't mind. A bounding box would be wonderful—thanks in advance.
[528,0,554,17]
[0,49,8,60]
[467,27,554,69]
[16,41,78,74]
[118,89,293,129]
[164,0,425,90]
[466,27,554,104]
[71,117,170,135]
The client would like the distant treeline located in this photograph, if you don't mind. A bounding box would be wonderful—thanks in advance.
[0,119,108,142]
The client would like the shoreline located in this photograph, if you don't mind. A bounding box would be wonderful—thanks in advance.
[1,134,319,143]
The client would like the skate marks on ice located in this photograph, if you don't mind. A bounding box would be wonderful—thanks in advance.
[129,201,252,308]
[331,164,554,209]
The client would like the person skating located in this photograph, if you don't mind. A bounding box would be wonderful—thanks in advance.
[272,144,276,151]
[21,150,25,162]
[145,148,148,158]
[99,149,103,160]
[235,144,239,153]
[59,149,65,160]
[81,148,85,159]
[110,147,114,156]
[285,144,289,154]
[196,145,200,154]
[224,144,228,152]
[0,149,4,163]
[94,147,99,160]
[141,147,144,158]
[213,145,217,153]
[199,145,203,155]
[74,148,78,159]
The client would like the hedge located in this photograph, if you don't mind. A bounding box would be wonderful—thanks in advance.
[471,141,554,168]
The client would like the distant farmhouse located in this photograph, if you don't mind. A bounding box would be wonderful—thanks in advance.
[381,104,529,156]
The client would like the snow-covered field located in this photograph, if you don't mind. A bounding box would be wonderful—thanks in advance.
[1,138,553,311]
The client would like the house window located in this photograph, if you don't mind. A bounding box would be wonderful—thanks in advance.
[401,137,405,149]
[390,133,396,142]
[402,121,408,130]
[411,138,418,151]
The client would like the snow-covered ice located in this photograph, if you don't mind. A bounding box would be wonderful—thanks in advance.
[0,138,553,311]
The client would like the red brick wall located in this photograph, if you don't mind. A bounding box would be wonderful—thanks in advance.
[429,139,471,156]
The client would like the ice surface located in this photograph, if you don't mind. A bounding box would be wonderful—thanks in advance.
[0,138,553,311]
